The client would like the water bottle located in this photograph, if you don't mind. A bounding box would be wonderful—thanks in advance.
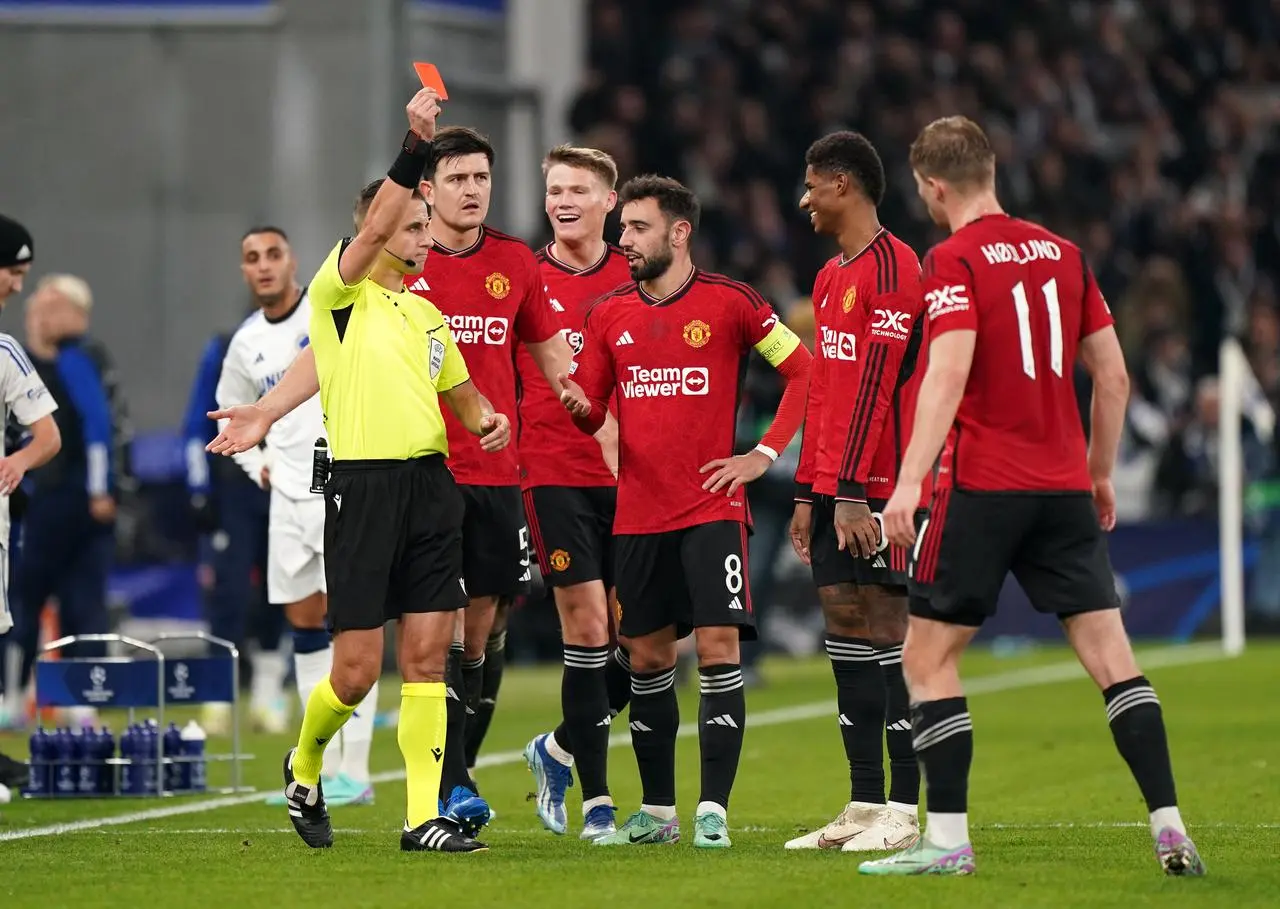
[75,728,97,795]
[54,727,76,795]
[163,722,184,792]
[119,724,135,795]
[181,720,207,792]
[98,726,116,795]
[27,727,48,796]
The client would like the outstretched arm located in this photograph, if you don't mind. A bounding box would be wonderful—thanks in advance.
[207,346,320,455]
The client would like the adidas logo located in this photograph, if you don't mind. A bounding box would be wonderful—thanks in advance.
[254,352,265,364]
[596,715,612,727]
[549,296,564,312]
[887,719,912,732]
[446,686,460,701]
[838,714,853,726]
[15,244,30,262]
[872,554,886,569]
[615,331,635,346]
[409,277,430,292]
[431,747,443,762]
[728,596,744,611]
[629,720,652,733]
[820,293,829,309]
[705,714,738,728]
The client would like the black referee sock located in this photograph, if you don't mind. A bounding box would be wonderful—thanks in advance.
[1104,676,1179,812]
[629,666,679,808]
[878,643,919,806]
[461,654,485,713]
[698,664,746,810]
[464,630,506,768]
[562,644,613,803]
[552,645,632,758]
[439,643,474,801]
[912,697,973,814]
[826,634,885,803]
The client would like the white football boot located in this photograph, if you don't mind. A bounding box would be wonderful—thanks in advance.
[841,805,921,852]
[784,801,884,850]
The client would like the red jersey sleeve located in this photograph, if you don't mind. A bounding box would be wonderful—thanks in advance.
[836,272,923,501]
[922,246,978,339]
[569,304,617,435]
[1080,254,1115,338]
[514,247,561,344]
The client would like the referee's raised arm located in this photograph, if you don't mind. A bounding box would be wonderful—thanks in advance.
[336,89,442,287]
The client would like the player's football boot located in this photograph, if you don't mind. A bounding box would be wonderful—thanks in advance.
[784,800,882,849]
[841,805,921,852]
[282,748,333,848]
[1155,828,1206,876]
[857,837,976,875]
[401,816,488,853]
[443,784,491,839]
[324,772,375,806]
[580,804,617,840]
[693,812,732,849]
[593,810,680,846]
[524,733,574,834]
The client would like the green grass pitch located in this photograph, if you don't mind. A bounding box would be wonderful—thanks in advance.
[1,642,1276,909]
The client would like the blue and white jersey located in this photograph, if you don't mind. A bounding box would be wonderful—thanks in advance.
[215,292,324,501]
[0,332,57,539]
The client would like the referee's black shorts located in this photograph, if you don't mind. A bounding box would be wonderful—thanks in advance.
[323,455,466,633]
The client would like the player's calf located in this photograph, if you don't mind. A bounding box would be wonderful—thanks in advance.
[820,584,886,807]
[864,585,919,823]
[692,626,745,847]
[622,630,681,828]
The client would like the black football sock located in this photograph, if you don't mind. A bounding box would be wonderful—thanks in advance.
[827,634,885,803]
[553,644,632,758]
[628,666,679,809]
[1104,676,1179,814]
[439,642,473,801]
[464,630,506,768]
[877,644,919,807]
[562,644,613,804]
[912,697,973,848]
[460,654,485,714]
[697,664,746,811]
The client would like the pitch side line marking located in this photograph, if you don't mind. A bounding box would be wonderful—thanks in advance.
[0,641,1225,842]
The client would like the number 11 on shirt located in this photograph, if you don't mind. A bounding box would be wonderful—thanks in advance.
[1011,277,1063,380]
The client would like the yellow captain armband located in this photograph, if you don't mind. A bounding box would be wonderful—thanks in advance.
[753,321,801,367]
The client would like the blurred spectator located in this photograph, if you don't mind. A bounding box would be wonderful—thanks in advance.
[8,275,116,725]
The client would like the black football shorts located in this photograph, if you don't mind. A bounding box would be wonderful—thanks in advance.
[908,488,1119,627]
[459,484,532,600]
[523,485,616,589]
[613,520,757,641]
[324,456,466,633]
[809,495,919,590]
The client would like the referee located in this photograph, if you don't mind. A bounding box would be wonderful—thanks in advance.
[208,88,510,854]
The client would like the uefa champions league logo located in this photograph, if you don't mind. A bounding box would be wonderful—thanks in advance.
[82,665,115,704]
[168,662,196,700]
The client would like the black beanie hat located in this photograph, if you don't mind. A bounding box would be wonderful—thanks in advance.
[0,215,33,269]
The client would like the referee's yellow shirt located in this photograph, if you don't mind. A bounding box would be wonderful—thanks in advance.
[308,240,469,461]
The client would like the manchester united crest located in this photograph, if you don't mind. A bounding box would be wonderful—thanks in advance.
[682,319,712,348]
[485,272,511,300]
[842,286,857,313]
[549,549,571,572]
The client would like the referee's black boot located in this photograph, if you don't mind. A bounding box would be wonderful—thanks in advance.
[401,816,488,853]
[282,748,334,848]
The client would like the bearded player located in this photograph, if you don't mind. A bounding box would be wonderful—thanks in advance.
[519,145,633,840]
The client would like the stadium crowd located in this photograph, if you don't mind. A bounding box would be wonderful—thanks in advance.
[566,0,1280,522]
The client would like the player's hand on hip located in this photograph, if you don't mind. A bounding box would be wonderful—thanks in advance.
[1092,476,1117,531]
[789,501,813,565]
[0,456,26,496]
[557,374,591,418]
[478,412,510,452]
[882,482,921,549]
[406,88,442,140]
[206,404,271,455]
[834,499,880,559]
[700,449,771,496]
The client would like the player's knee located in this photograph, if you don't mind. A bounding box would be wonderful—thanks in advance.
[864,585,909,646]
[627,637,677,673]
[1061,609,1140,690]
[694,626,741,666]
[329,639,381,704]
[285,593,326,630]
[556,583,609,646]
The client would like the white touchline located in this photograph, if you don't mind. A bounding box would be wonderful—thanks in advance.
[0,641,1226,842]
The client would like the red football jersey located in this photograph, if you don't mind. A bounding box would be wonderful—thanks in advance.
[574,269,788,534]
[409,226,561,486]
[518,243,631,489]
[796,230,931,503]
[924,214,1114,492]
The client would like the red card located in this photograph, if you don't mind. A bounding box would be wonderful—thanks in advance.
[413,62,448,100]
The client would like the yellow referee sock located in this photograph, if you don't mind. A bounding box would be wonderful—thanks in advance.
[292,676,356,787]
[399,681,448,828]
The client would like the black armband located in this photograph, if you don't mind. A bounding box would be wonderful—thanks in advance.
[387,130,432,189]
